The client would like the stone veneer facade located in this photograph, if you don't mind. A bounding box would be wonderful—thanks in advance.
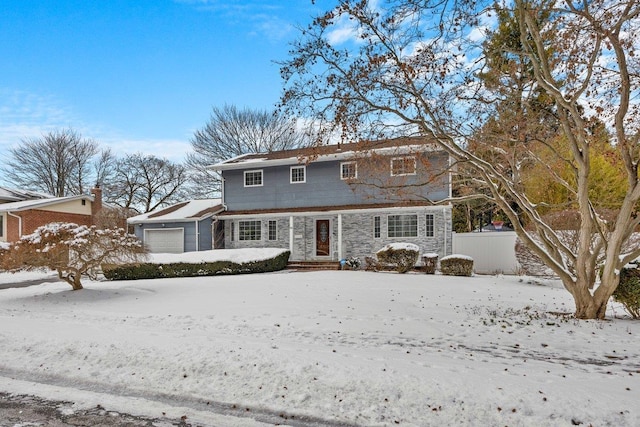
[222,205,452,262]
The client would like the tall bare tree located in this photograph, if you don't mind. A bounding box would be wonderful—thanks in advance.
[185,105,311,197]
[281,0,640,319]
[3,129,109,196]
[105,153,188,214]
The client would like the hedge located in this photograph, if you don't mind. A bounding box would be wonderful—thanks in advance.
[103,250,291,281]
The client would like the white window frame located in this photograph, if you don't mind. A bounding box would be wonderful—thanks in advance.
[340,161,357,180]
[238,220,262,241]
[390,157,416,176]
[244,169,264,187]
[387,214,418,238]
[373,216,381,239]
[290,165,306,184]
[426,213,435,237]
[268,220,277,241]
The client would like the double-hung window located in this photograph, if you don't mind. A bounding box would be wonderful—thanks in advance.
[340,162,357,180]
[390,157,416,176]
[290,166,306,183]
[268,220,277,241]
[426,214,435,237]
[373,216,381,238]
[239,220,262,241]
[388,214,418,238]
[244,170,263,187]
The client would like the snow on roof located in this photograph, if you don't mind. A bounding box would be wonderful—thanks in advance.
[211,137,443,171]
[127,199,223,224]
[0,195,93,212]
[0,187,52,203]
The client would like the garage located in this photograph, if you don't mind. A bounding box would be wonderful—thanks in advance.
[143,228,184,253]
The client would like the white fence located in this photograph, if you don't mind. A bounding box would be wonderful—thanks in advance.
[452,231,519,274]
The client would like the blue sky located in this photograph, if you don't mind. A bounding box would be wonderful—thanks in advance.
[0,0,334,167]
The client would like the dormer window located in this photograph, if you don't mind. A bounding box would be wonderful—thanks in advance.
[391,157,416,176]
[244,170,263,187]
[340,162,357,180]
[290,166,306,183]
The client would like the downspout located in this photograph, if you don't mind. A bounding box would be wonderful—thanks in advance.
[7,211,22,239]
[443,207,448,256]
[337,213,343,260]
[289,216,294,259]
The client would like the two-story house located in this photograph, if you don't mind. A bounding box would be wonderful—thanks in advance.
[211,137,453,262]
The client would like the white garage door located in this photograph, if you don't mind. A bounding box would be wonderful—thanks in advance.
[144,229,184,253]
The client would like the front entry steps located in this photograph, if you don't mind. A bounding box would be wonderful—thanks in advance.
[286,261,341,271]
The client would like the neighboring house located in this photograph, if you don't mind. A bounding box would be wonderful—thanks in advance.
[211,137,453,261]
[0,187,103,243]
[128,199,224,253]
[0,187,51,204]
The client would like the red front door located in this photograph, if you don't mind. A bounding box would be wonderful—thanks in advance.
[315,219,330,257]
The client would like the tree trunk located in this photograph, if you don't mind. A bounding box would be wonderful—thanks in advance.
[58,269,84,290]
[568,276,615,320]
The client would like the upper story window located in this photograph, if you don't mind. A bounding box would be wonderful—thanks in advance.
[341,162,357,180]
[388,214,418,238]
[244,170,263,187]
[391,157,416,176]
[290,166,306,183]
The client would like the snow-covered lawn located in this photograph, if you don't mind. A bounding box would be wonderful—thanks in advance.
[0,267,638,426]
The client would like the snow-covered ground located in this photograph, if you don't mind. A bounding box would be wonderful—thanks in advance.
[0,259,638,426]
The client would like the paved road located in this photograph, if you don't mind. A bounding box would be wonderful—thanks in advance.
[0,392,195,426]
[0,275,61,290]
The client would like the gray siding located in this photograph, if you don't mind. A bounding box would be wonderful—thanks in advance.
[222,154,450,211]
[134,219,213,252]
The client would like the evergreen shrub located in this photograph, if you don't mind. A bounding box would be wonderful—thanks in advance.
[103,250,290,281]
[376,243,419,274]
[614,265,640,319]
[440,255,474,276]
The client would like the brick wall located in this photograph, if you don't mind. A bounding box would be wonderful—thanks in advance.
[7,209,92,242]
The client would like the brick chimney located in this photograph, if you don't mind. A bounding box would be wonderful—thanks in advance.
[91,186,103,220]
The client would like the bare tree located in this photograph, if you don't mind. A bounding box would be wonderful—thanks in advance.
[185,105,312,197]
[3,129,107,196]
[105,153,188,214]
[281,0,640,319]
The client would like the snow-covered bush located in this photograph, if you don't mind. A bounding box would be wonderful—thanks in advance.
[422,253,438,274]
[376,243,419,274]
[440,254,474,276]
[1,222,146,290]
[614,263,640,319]
[103,250,291,280]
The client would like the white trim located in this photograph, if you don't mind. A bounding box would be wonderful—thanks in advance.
[0,212,5,241]
[238,219,262,241]
[340,161,357,180]
[290,165,306,184]
[390,156,417,176]
[337,214,343,260]
[220,205,449,219]
[289,216,294,255]
[244,169,264,187]
[386,213,419,239]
